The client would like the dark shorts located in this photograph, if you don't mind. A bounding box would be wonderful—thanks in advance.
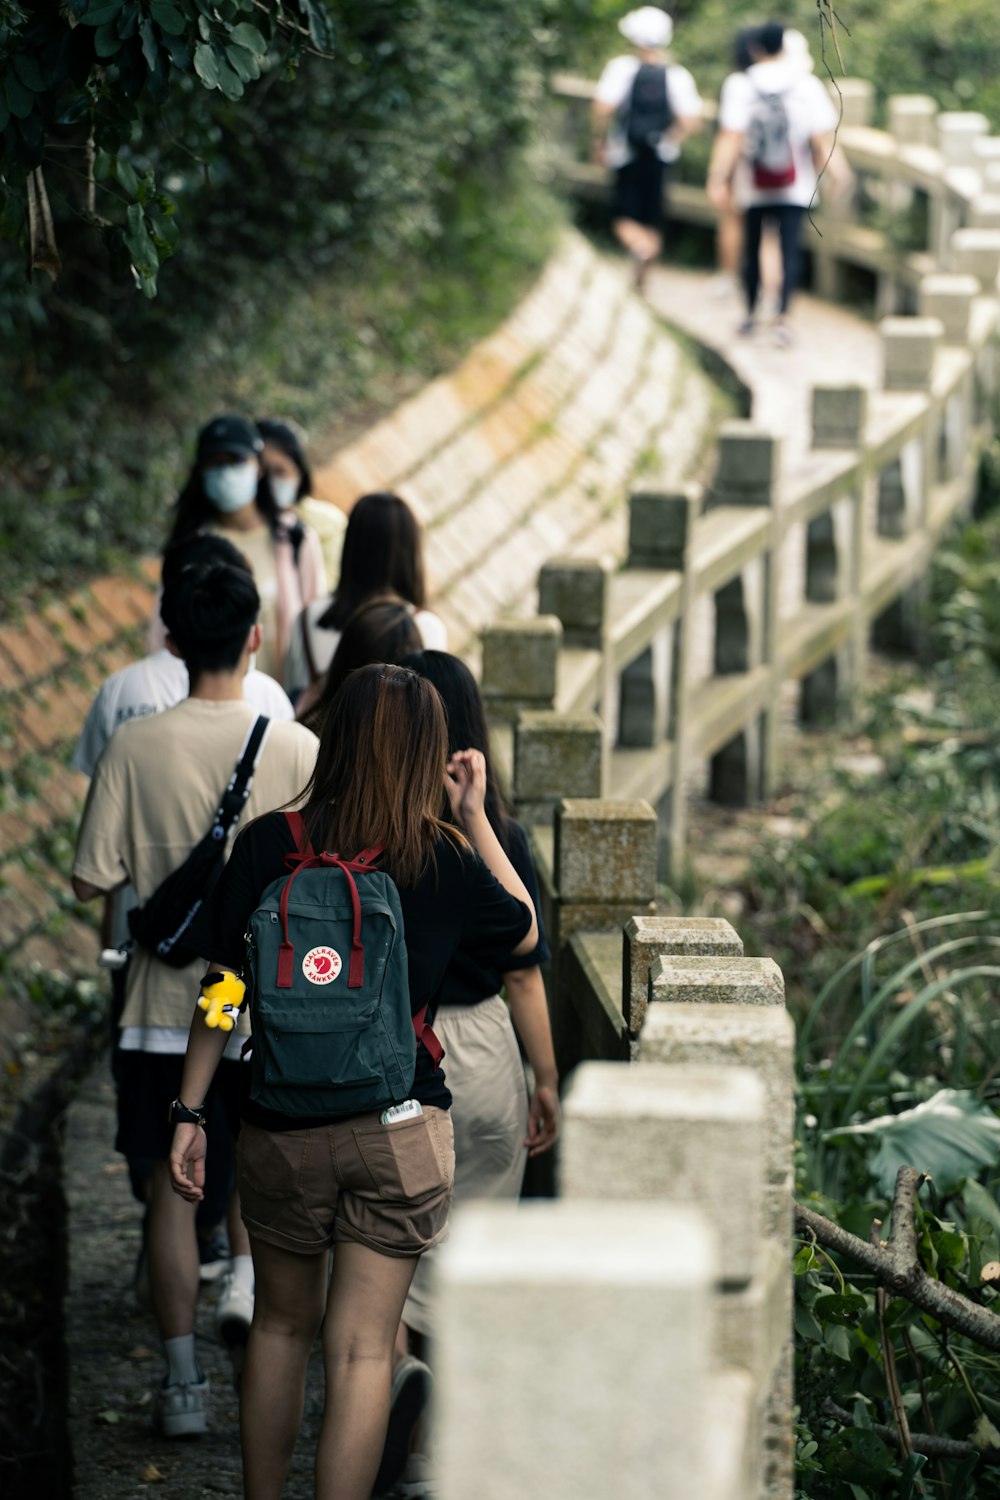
[237,1106,455,1259]
[613,148,668,229]
[115,1050,247,1161]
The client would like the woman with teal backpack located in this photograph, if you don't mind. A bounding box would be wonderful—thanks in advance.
[168,663,538,1500]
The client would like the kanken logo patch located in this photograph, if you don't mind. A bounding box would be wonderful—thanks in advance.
[302,946,342,985]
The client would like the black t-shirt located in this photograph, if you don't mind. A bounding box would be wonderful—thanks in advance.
[190,811,532,1130]
[435,819,550,1008]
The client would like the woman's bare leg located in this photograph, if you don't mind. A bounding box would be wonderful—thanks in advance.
[317,1242,418,1500]
[241,1235,328,1500]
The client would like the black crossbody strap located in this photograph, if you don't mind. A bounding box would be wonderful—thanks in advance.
[210,715,271,843]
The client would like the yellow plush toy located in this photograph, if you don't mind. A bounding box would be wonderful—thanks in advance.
[197,970,247,1032]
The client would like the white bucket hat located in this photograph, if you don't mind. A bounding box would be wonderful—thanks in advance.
[782,28,815,74]
[618,6,673,50]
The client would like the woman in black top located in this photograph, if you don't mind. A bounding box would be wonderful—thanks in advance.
[169,664,536,1500]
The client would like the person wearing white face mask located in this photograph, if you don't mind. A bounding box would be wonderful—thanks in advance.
[256,417,347,589]
[159,415,327,682]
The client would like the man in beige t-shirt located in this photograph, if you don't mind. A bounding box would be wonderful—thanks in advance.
[73,550,317,1438]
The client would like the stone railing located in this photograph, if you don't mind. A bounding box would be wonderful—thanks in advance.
[434,914,794,1500]
[551,75,1000,313]
[485,135,1000,874]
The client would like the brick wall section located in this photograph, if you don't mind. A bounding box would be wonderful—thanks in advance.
[0,561,158,1050]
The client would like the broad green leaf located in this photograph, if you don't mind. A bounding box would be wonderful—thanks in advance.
[215,57,245,100]
[193,42,220,88]
[3,72,33,119]
[124,201,155,264]
[229,22,265,54]
[824,1323,852,1361]
[113,157,139,196]
[794,1300,824,1343]
[13,54,45,92]
[225,44,261,84]
[140,19,159,72]
[150,0,185,35]
[813,1291,868,1326]
[826,1089,1000,1195]
[94,20,120,57]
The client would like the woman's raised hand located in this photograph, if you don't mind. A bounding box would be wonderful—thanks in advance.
[445,748,487,826]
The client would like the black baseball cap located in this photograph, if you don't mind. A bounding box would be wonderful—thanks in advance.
[195,414,263,463]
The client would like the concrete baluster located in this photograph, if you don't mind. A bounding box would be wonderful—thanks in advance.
[643,953,795,1497]
[435,1201,723,1500]
[480,617,561,722]
[938,112,990,169]
[919,272,979,344]
[550,798,657,1074]
[950,227,1000,290]
[707,424,780,807]
[627,484,698,571]
[622,913,743,1045]
[512,711,602,825]
[831,78,873,129]
[808,385,868,715]
[888,94,937,148]
[881,315,943,391]
[561,1066,764,1497]
[969,196,1000,231]
[537,556,609,650]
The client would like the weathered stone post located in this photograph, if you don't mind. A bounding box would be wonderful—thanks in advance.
[435,1201,722,1500]
[549,798,657,1076]
[512,711,603,826]
[887,94,937,149]
[480,617,561,722]
[626,484,699,877]
[806,386,869,721]
[706,423,781,808]
[621,914,743,1047]
[937,111,990,169]
[918,273,979,344]
[643,942,795,1499]
[832,78,873,129]
[950,227,1000,290]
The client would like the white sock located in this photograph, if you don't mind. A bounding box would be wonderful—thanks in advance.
[229,1253,255,1297]
[163,1333,201,1387]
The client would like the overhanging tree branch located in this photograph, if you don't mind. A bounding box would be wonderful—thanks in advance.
[795,1166,1000,1351]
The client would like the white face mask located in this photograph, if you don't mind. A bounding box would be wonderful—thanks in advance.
[203,461,258,513]
[270,475,300,510]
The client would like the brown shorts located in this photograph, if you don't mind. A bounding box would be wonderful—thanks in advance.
[237,1106,455,1258]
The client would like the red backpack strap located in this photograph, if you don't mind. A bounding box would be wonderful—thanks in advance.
[284,809,314,855]
[276,849,365,990]
[412,1004,444,1066]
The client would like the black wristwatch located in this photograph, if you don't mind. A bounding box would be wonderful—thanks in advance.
[169,1097,207,1129]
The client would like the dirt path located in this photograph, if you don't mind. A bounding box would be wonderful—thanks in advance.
[64,1068,325,1498]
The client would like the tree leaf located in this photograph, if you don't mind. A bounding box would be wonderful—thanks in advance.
[140,20,159,73]
[3,73,34,119]
[193,42,220,88]
[113,157,139,197]
[93,20,121,58]
[229,22,265,55]
[81,1,124,25]
[214,57,245,101]
[149,1,185,36]
[14,54,45,92]
[225,45,261,84]
[825,1089,1000,1195]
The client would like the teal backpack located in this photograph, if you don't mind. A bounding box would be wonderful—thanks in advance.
[245,812,441,1118]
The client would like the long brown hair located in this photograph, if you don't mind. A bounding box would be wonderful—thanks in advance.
[302,592,423,734]
[299,663,461,887]
[319,493,427,631]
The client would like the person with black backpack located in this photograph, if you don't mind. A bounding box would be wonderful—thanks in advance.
[167,663,538,1500]
[592,6,701,288]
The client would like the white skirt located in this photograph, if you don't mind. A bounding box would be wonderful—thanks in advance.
[403,994,529,1335]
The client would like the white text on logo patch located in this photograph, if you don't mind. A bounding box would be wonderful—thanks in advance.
[302,946,342,985]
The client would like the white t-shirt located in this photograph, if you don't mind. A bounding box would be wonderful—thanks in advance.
[72,649,294,778]
[284,600,449,702]
[718,60,838,208]
[594,55,701,169]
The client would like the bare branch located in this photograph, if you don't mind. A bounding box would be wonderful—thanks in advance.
[822,1400,997,1463]
[795,1167,1000,1351]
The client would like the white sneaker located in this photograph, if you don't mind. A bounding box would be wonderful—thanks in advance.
[215,1273,254,1350]
[157,1376,209,1438]
[395,1453,436,1497]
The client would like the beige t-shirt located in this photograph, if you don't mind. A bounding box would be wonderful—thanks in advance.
[214,522,282,680]
[73,698,318,1037]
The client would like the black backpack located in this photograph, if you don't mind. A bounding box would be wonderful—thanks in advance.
[128,715,270,968]
[623,63,675,152]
